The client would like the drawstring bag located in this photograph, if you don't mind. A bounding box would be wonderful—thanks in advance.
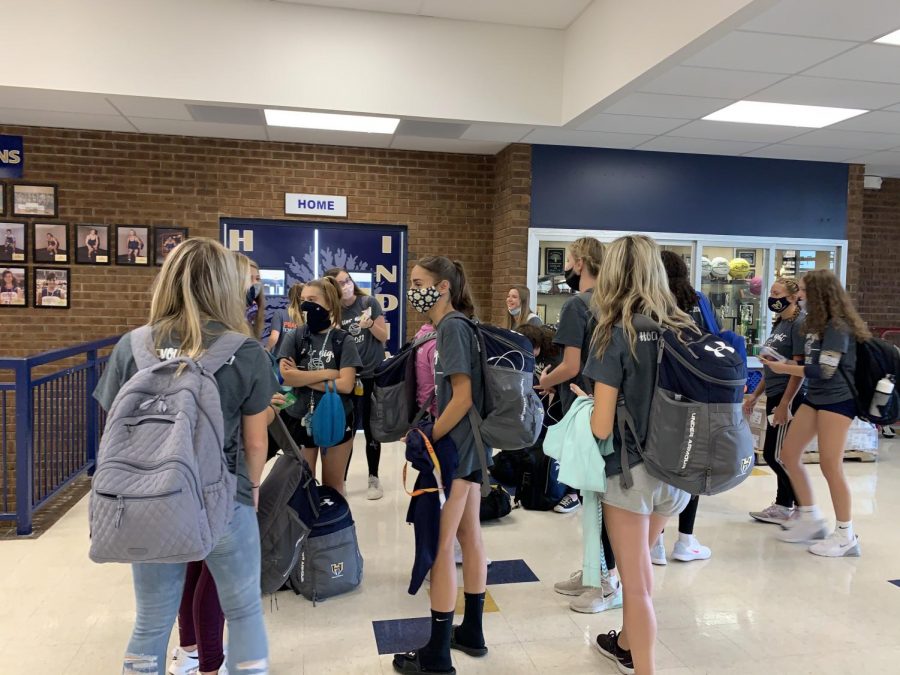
[312,381,346,448]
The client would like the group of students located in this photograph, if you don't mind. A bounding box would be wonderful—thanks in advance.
[94,231,872,675]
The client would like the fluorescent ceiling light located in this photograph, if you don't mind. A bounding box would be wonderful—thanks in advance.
[875,28,900,45]
[264,109,399,134]
[703,101,868,128]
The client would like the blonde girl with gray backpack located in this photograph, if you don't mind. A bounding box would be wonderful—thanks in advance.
[92,238,278,675]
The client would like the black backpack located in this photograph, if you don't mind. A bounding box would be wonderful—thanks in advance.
[480,485,512,521]
[488,449,529,487]
[840,337,900,426]
[514,445,565,511]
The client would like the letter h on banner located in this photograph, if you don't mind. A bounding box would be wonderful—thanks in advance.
[228,229,254,252]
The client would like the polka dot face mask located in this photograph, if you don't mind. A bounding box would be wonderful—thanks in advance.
[407,286,442,314]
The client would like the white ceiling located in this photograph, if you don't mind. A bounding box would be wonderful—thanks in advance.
[270,0,592,29]
[5,0,900,177]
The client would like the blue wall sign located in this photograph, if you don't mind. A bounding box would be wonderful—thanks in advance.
[531,145,849,239]
[221,218,407,354]
[0,135,24,178]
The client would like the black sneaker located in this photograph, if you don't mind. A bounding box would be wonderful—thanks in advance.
[392,651,456,674]
[594,630,635,675]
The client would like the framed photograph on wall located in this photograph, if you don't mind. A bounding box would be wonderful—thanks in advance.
[736,249,756,266]
[536,303,547,323]
[153,226,188,266]
[544,247,565,275]
[116,225,150,265]
[1,221,26,263]
[0,266,27,306]
[34,267,69,309]
[75,224,111,265]
[33,223,69,263]
[12,183,58,218]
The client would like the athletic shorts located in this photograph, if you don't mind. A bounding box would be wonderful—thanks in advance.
[804,398,857,420]
[459,469,483,484]
[283,408,355,449]
[601,462,690,517]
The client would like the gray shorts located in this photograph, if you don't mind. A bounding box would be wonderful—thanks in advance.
[602,462,690,517]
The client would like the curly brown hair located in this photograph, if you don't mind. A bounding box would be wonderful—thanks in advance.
[802,270,870,342]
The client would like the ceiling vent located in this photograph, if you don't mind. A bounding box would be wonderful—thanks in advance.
[395,120,470,139]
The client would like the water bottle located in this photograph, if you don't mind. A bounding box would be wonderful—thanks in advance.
[870,377,895,417]
[354,377,364,397]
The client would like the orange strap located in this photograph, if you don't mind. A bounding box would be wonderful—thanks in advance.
[403,428,447,507]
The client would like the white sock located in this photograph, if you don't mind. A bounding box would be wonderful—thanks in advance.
[798,505,822,520]
[678,532,693,545]
[836,520,854,540]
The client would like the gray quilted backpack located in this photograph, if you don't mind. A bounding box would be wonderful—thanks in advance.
[89,325,246,564]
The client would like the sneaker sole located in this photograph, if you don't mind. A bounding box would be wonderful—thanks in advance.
[593,639,635,675]
[554,506,582,513]
[808,540,861,558]
[554,586,589,596]
[777,527,827,544]
[750,513,789,525]
[672,552,711,562]
[651,558,667,566]
[571,597,623,613]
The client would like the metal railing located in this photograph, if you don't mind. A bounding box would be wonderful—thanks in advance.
[1,336,120,535]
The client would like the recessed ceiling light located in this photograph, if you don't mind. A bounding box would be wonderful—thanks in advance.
[875,28,900,45]
[264,109,399,134]
[703,101,868,128]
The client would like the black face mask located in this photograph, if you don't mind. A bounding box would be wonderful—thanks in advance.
[564,267,581,292]
[301,301,332,333]
[767,296,791,313]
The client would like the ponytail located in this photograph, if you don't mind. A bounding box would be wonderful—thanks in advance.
[286,283,306,326]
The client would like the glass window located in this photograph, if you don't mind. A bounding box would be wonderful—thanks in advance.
[537,240,576,325]
[699,246,766,353]
[774,248,835,278]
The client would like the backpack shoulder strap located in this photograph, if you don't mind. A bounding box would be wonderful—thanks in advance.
[695,292,720,334]
[198,332,250,373]
[131,325,161,371]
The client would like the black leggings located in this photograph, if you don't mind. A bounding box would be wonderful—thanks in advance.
[602,515,616,571]
[678,495,700,535]
[763,391,805,508]
[356,376,381,477]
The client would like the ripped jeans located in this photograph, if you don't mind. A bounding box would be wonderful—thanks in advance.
[123,503,268,674]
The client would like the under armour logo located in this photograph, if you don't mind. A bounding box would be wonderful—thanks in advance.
[705,341,735,358]
[321,498,334,507]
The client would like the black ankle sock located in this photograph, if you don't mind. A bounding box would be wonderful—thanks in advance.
[418,609,454,670]
[454,592,486,648]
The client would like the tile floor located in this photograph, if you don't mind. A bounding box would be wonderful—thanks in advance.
[1,435,898,674]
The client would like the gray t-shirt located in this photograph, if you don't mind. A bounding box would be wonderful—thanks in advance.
[553,290,594,415]
[276,326,363,418]
[804,322,856,405]
[763,313,807,398]
[93,327,278,507]
[583,317,660,478]
[434,314,490,478]
[340,295,385,377]
[269,308,300,357]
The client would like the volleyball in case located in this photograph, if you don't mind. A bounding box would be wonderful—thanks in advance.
[729,257,751,279]
[710,256,730,279]
[701,256,712,278]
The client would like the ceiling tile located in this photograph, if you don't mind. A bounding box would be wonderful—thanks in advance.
[829,110,900,133]
[635,136,768,156]
[266,126,393,147]
[106,96,194,120]
[131,118,268,140]
[846,150,900,167]
[683,31,855,74]
[0,108,134,132]
[187,105,264,125]
[602,93,731,120]
[740,0,900,41]
[523,128,654,149]
[779,128,900,151]
[389,136,507,153]
[743,144,864,162]
[577,114,688,135]
[460,123,534,142]
[670,120,809,143]
[637,66,785,99]
[747,75,900,110]
[0,87,117,115]
[806,44,900,84]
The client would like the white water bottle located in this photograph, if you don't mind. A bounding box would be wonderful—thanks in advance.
[869,377,895,417]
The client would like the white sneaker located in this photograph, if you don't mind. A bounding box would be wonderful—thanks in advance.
[750,503,794,525]
[554,569,589,596]
[777,515,828,543]
[650,534,667,566]
[809,532,861,558]
[367,475,383,500]
[569,577,623,614]
[554,493,581,513]
[883,425,896,439]
[453,540,491,566]
[672,535,711,562]
[168,647,199,675]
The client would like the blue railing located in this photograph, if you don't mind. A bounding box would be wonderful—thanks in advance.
[0,336,120,535]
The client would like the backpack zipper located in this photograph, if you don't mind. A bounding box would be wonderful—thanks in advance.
[96,458,203,507]
[95,488,184,528]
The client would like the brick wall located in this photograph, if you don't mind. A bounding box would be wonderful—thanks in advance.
[491,144,532,324]
[0,125,501,357]
[845,164,864,304]
[858,176,900,328]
